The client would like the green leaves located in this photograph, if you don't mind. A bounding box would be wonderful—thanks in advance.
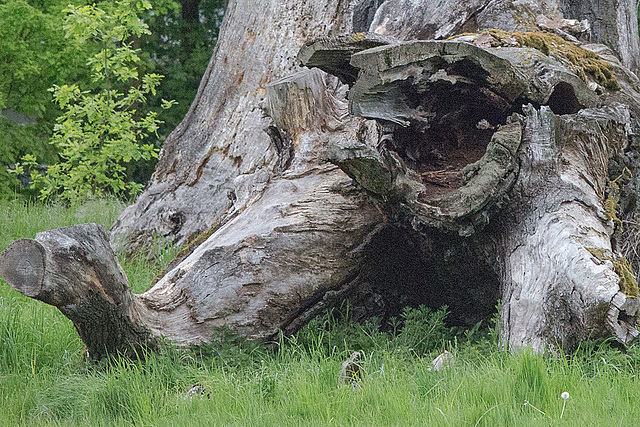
[0,0,59,115]
[15,1,172,204]
[1,0,219,200]
[63,1,151,44]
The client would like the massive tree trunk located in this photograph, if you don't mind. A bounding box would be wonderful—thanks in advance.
[109,0,359,255]
[3,0,640,357]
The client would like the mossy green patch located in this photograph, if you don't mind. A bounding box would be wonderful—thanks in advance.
[452,29,621,91]
[605,193,622,228]
[614,257,639,298]
[384,50,393,68]
[604,168,632,232]
[587,247,640,298]
[446,32,478,40]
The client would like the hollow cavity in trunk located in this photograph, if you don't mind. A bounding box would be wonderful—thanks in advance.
[385,78,513,202]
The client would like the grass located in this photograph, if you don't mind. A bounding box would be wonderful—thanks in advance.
[1,197,640,426]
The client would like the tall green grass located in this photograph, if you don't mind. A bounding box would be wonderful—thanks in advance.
[1,198,640,426]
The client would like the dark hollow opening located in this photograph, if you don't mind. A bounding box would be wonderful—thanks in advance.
[388,78,512,200]
[358,225,500,329]
[168,212,186,235]
[547,82,581,115]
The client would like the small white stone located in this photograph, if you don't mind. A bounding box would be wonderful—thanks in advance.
[431,350,455,371]
[588,81,604,94]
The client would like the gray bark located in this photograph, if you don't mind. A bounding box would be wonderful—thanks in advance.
[3,0,640,356]
[2,68,385,354]
[302,35,640,350]
[499,104,637,350]
[110,0,361,256]
[0,225,155,359]
[370,0,640,72]
[561,0,640,72]
[353,0,386,33]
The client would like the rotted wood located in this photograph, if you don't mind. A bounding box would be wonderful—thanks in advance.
[4,0,640,357]
[499,104,636,350]
[296,33,395,85]
[301,30,640,351]
[300,37,599,235]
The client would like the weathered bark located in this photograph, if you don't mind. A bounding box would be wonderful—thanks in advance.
[370,0,640,72]
[301,34,640,350]
[2,69,385,356]
[0,224,155,359]
[3,0,640,356]
[498,104,638,350]
[109,0,361,256]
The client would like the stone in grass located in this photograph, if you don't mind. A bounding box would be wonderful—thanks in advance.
[428,350,455,372]
[339,351,364,390]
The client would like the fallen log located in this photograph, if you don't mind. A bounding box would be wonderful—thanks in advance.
[0,224,155,359]
[1,69,385,358]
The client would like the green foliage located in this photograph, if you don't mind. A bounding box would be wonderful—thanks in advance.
[292,303,454,358]
[0,0,223,199]
[0,0,93,198]
[293,310,390,357]
[0,117,56,196]
[190,327,269,370]
[14,1,176,203]
[395,305,452,356]
[513,349,552,408]
[0,0,52,112]
[0,0,87,116]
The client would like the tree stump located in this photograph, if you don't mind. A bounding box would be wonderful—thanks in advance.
[3,0,640,357]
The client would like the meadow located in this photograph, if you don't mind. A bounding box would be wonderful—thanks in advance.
[1,198,640,426]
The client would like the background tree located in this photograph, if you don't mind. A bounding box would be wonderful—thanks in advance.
[142,0,225,140]
[15,1,179,203]
[0,0,225,198]
[0,0,90,196]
